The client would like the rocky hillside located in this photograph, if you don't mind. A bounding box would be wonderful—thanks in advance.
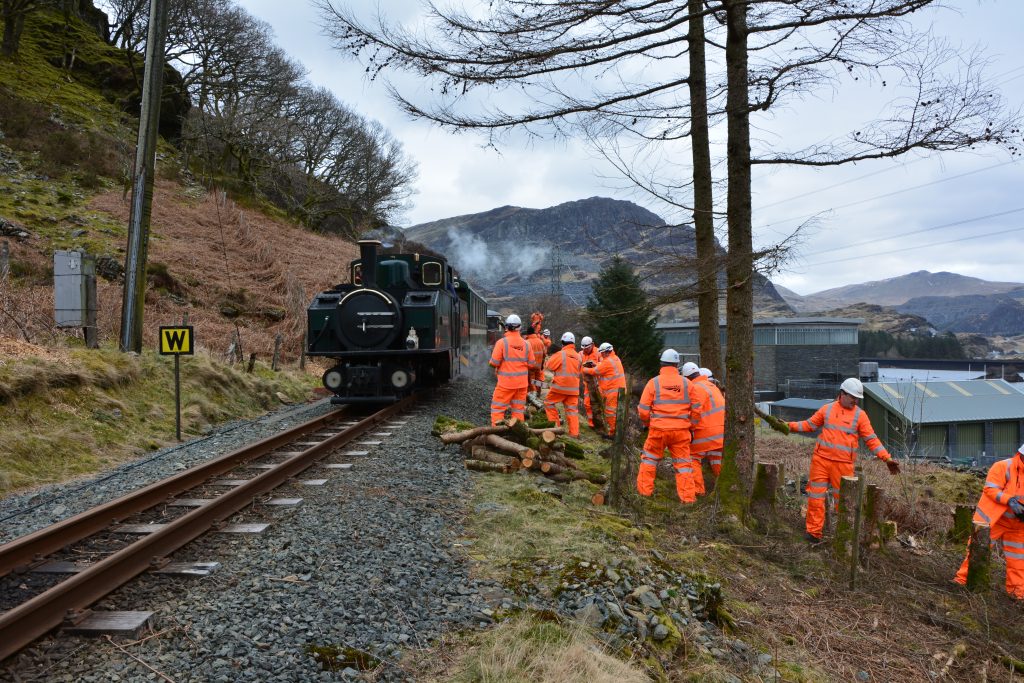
[897,289,1024,336]
[785,270,1024,312]
[403,197,789,310]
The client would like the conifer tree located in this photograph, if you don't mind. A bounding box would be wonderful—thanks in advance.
[586,257,663,377]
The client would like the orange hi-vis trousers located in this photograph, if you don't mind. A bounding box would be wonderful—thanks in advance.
[805,456,854,539]
[637,428,695,503]
[955,517,1024,599]
[690,450,722,496]
[601,389,619,436]
[491,386,528,425]
[544,391,580,437]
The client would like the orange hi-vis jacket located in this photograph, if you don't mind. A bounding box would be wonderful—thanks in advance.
[580,346,600,374]
[545,346,582,395]
[525,334,546,367]
[584,352,626,393]
[489,331,535,390]
[690,375,725,454]
[638,367,701,430]
[972,455,1024,528]
[788,401,892,464]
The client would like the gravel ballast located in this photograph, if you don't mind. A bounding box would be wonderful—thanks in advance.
[1,377,498,682]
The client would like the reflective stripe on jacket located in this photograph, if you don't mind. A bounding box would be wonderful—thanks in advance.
[690,375,725,453]
[489,331,534,389]
[545,346,582,395]
[973,455,1024,526]
[638,367,701,430]
[787,400,891,463]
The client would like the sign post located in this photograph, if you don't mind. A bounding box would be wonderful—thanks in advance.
[159,326,194,441]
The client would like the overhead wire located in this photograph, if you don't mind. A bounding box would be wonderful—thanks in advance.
[799,224,1024,268]
[799,206,1024,257]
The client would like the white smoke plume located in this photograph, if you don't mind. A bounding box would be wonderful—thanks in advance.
[444,229,551,282]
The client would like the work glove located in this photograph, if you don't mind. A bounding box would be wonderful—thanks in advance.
[1009,496,1024,517]
[583,361,596,368]
[885,459,901,475]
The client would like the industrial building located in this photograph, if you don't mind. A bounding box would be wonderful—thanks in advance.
[657,317,863,400]
[862,379,1024,466]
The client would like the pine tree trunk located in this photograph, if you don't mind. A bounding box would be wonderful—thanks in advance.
[688,0,721,378]
[719,0,755,522]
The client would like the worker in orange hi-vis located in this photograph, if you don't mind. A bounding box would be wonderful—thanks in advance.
[524,327,547,397]
[578,336,600,427]
[488,314,536,425]
[637,349,702,503]
[582,342,626,440]
[787,377,901,543]
[543,332,583,437]
[681,363,725,496]
[954,443,1024,599]
[542,329,552,353]
[530,311,545,336]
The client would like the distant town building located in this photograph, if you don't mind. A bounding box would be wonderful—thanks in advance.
[657,317,863,400]
[862,379,1024,466]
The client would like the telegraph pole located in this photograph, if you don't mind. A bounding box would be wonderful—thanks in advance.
[120,0,169,352]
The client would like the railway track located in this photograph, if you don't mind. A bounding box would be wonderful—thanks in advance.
[0,397,415,661]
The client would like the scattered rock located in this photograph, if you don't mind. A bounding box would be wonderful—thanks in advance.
[652,623,669,641]
[95,255,124,281]
[574,602,606,629]
[629,585,663,610]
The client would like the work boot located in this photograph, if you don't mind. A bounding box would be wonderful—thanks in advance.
[804,532,824,545]
[600,434,613,441]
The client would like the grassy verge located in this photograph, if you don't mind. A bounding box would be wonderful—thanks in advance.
[403,417,1024,682]
[0,344,319,496]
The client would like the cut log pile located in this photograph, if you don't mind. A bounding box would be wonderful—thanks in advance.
[433,415,607,486]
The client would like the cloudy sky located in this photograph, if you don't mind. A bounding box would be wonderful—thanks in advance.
[235,0,1024,295]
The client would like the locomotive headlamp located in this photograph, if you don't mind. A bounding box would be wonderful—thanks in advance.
[323,368,344,390]
[390,369,410,389]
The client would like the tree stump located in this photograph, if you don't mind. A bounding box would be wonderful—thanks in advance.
[833,475,863,587]
[860,484,883,555]
[748,461,782,530]
[950,504,974,544]
[583,373,606,433]
[966,522,992,593]
[608,384,634,510]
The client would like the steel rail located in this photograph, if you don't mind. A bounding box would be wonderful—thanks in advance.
[0,406,352,579]
[0,397,413,661]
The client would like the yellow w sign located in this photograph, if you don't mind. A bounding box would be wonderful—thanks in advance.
[159,326,194,355]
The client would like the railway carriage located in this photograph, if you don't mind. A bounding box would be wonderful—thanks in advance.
[307,240,489,403]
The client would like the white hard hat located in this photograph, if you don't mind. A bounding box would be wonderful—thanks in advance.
[561,331,576,344]
[840,377,864,399]
[542,329,551,336]
[505,314,521,328]
[681,362,700,377]
[580,336,593,347]
[699,368,713,377]
[598,342,613,353]
[660,348,680,364]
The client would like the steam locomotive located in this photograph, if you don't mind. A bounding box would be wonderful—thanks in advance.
[306,240,488,403]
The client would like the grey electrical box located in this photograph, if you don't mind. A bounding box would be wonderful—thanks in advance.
[54,250,96,327]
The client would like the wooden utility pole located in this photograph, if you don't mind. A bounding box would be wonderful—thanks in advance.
[966,523,992,592]
[119,0,169,353]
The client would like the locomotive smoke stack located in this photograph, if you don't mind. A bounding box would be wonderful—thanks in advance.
[358,240,381,288]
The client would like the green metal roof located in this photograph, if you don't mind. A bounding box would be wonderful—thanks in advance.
[863,379,1024,424]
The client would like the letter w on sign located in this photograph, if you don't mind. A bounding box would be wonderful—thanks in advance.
[159,326,194,355]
